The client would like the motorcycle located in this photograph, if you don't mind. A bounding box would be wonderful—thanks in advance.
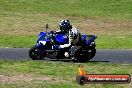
[29,24,97,62]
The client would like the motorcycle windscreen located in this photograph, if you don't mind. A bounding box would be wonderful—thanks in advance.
[55,34,69,45]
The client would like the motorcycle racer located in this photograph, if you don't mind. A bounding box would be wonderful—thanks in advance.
[56,20,82,58]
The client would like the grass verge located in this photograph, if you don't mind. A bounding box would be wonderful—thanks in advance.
[0,60,131,88]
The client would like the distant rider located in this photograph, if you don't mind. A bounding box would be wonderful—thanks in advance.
[56,20,82,59]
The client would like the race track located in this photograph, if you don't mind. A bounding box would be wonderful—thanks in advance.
[0,48,132,63]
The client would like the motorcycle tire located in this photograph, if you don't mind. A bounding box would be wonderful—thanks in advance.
[29,45,44,60]
[76,47,96,62]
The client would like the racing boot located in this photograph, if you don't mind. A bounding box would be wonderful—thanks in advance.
[64,52,70,58]
[64,52,75,60]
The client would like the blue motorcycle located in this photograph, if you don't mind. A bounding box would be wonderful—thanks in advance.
[29,24,97,61]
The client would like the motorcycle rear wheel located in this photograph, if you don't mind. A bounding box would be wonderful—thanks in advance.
[76,47,96,62]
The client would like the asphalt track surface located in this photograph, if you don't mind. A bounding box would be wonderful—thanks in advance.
[0,48,132,64]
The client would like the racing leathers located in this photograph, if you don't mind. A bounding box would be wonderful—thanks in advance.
[58,26,82,58]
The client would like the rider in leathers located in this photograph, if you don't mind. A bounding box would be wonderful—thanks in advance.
[57,20,82,59]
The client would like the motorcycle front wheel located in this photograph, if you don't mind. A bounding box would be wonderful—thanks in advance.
[29,45,44,60]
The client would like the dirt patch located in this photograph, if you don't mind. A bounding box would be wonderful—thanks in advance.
[0,15,132,36]
[75,18,132,36]
[0,74,68,83]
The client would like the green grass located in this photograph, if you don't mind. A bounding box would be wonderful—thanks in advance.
[96,35,132,49]
[0,0,132,20]
[0,82,130,88]
[0,60,131,88]
[0,35,132,49]
[0,35,37,48]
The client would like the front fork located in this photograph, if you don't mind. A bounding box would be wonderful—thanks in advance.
[35,43,48,57]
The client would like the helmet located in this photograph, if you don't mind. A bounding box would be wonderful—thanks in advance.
[60,20,72,32]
